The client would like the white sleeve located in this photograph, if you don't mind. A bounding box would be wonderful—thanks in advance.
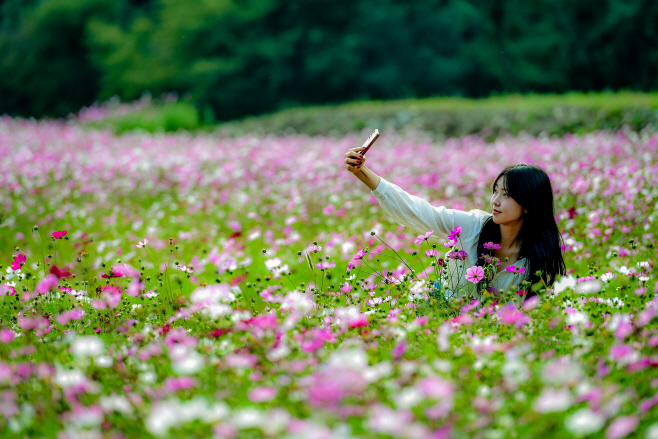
[371,177,492,242]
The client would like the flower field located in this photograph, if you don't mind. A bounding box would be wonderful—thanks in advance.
[0,117,657,439]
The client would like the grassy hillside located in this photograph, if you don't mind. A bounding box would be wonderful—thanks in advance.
[215,91,658,139]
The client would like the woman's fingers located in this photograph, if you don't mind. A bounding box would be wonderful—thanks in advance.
[344,147,366,173]
[344,154,365,173]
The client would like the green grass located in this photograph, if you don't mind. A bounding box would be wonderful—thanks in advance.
[215,91,658,139]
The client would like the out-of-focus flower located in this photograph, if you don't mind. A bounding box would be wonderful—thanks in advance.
[483,242,501,250]
[564,408,606,437]
[307,244,322,253]
[35,274,59,294]
[51,230,67,239]
[135,238,149,248]
[533,388,573,413]
[554,275,577,293]
[605,415,639,439]
[248,387,277,402]
[71,336,104,359]
[265,258,282,270]
[0,329,15,343]
[575,279,603,294]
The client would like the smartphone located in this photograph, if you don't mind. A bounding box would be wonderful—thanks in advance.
[359,129,380,156]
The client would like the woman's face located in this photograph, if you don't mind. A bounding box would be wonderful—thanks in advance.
[491,176,526,225]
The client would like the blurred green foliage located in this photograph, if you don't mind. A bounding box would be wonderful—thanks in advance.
[1,0,658,120]
[83,100,200,133]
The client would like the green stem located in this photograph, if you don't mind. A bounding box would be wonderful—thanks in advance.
[34,229,47,277]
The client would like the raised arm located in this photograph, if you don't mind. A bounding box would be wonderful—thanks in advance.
[343,144,490,240]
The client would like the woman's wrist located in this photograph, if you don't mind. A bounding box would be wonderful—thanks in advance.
[355,165,381,191]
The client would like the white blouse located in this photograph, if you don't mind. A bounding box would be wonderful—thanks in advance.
[371,177,529,298]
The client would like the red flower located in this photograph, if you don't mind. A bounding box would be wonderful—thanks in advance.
[50,265,73,279]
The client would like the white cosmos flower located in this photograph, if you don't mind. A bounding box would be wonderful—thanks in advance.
[600,272,616,282]
[172,351,204,375]
[265,257,282,269]
[564,408,605,437]
[533,388,573,413]
[71,336,104,359]
[554,275,576,293]
[135,238,149,248]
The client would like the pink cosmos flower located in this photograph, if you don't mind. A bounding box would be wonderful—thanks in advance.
[414,230,434,244]
[605,415,639,439]
[442,239,458,248]
[316,261,335,270]
[135,238,149,248]
[483,242,501,250]
[347,260,356,271]
[35,274,59,294]
[51,230,67,239]
[419,377,454,399]
[248,386,277,402]
[308,244,323,253]
[340,282,352,294]
[425,249,439,257]
[0,329,14,343]
[393,339,407,361]
[505,266,518,273]
[353,249,366,260]
[465,266,484,283]
[518,267,526,274]
[496,303,531,328]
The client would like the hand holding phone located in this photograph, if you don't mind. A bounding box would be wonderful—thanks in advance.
[359,129,380,156]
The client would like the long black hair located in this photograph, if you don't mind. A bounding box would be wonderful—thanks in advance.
[476,164,566,292]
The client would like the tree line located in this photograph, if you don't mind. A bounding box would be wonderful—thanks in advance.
[1,0,657,120]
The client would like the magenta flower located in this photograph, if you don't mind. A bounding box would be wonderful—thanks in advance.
[51,230,67,239]
[425,249,439,257]
[447,226,462,241]
[340,282,352,294]
[393,339,407,361]
[447,250,468,261]
[0,329,14,344]
[483,242,501,250]
[414,230,434,244]
[465,266,484,283]
[518,266,526,274]
[505,266,518,273]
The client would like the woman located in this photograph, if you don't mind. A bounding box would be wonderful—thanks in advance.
[344,144,566,299]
